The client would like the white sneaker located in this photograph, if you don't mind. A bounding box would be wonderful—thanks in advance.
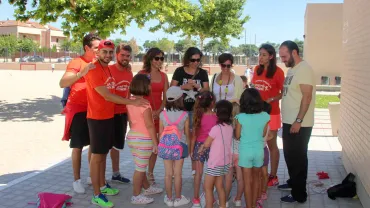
[164,195,174,207]
[217,199,229,207]
[86,177,92,185]
[131,194,154,204]
[73,179,85,193]
[233,197,242,207]
[143,185,163,196]
[174,195,190,207]
[192,170,196,176]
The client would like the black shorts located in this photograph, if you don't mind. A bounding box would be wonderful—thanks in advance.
[87,118,114,154]
[69,112,90,149]
[114,113,128,150]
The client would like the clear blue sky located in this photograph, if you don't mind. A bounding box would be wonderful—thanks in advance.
[0,0,343,46]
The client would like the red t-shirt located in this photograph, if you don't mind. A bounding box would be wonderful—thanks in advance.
[110,64,133,114]
[251,66,285,115]
[85,61,116,120]
[66,57,90,107]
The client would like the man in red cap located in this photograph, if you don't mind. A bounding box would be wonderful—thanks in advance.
[84,39,148,207]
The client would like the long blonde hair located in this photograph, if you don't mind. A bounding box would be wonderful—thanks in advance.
[232,102,240,138]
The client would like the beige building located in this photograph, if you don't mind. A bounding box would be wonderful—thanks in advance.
[340,0,370,207]
[0,20,66,51]
[304,3,343,85]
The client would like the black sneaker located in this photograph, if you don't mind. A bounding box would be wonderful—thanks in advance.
[112,174,131,183]
[281,195,296,203]
[278,184,292,191]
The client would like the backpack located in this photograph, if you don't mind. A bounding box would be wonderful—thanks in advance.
[28,192,72,208]
[327,173,357,200]
[158,111,187,160]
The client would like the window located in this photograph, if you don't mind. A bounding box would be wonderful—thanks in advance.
[56,38,59,43]
[321,76,330,85]
[335,76,341,85]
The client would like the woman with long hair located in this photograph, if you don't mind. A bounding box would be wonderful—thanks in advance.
[139,47,169,185]
[251,44,285,187]
[170,47,209,177]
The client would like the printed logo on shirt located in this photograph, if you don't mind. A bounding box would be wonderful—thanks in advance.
[182,78,201,103]
[253,80,271,92]
[105,77,116,90]
[115,80,130,92]
[283,75,293,96]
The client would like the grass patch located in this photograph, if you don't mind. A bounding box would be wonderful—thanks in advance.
[315,95,340,108]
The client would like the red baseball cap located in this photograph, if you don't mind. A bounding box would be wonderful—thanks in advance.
[98,40,115,50]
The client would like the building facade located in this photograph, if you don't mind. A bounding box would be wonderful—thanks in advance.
[0,20,66,51]
[304,3,343,85]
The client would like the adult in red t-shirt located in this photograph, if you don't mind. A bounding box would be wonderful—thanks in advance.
[138,47,169,185]
[84,40,148,207]
[59,34,100,194]
[109,43,133,184]
[251,44,285,187]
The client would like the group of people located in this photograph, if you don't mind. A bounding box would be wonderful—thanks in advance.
[60,33,316,208]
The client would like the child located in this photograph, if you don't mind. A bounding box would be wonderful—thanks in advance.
[159,86,191,207]
[224,102,244,207]
[240,75,249,89]
[198,100,233,208]
[191,91,217,207]
[126,74,163,205]
[235,88,270,208]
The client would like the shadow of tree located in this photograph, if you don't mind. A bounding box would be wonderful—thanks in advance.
[0,96,62,122]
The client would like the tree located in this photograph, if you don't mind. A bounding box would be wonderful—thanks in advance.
[0,35,18,56]
[294,39,304,57]
[174,37,197,54]
[128,38,140,55]
[239,44,258,57]
[229,46,243,56]
[203,39,226,55]
[143,40,158,51]
[60,39,81,52]
[8,0,193,40]
[159,0,249,50]
[17,38,39,53]
[264,41,280,52]
[157,38,175,54]
[112,38,126,46]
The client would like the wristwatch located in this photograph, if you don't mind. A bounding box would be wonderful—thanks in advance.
[296,118,303,123]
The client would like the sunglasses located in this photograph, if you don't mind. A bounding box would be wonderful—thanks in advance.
[190,58,201,63]
[221,64,232,69]
[154,57,164,61]
[103,41,113,46]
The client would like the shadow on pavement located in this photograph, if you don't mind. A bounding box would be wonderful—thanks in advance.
[0,96,62,122]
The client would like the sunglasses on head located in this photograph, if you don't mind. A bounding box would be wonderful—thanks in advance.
[221,64,232,69]
[104,41,113,46]
[154,57,164,61]
[190,58,201,63]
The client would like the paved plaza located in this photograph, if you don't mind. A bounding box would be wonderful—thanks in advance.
[0,70,364,207]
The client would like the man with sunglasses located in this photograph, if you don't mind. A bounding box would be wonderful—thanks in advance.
[84,40,148,207]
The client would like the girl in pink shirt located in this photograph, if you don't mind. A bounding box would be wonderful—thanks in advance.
[198,100,233,208]
[190,91,217,207]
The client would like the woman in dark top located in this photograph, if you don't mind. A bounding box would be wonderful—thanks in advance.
[170,47,209,175]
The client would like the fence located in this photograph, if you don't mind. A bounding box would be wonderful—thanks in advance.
[0,47,275,66]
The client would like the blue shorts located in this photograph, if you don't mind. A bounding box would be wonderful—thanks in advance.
[238,147,264,168]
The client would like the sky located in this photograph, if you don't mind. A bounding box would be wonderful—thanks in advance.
[0,0,343,47]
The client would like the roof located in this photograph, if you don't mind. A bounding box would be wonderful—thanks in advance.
[0,20,62,31]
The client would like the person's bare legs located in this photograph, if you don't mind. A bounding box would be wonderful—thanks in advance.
[148,153,157,183]
[215,176,226,208]
[72,148,83,181]
[267,130,279,177]
[194,161,204,199]
[100,154,107,187]
[242,168,253,208]
[225,167,234,199]
[235,166,244,201]
[90,153,105,195]
[204,174,216,208]
[252,167,261,208]
[261,166,269,193]
[163,160,174,199]
[133,171,146,196]
[110,148,120,174]
[174,159,185,199]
